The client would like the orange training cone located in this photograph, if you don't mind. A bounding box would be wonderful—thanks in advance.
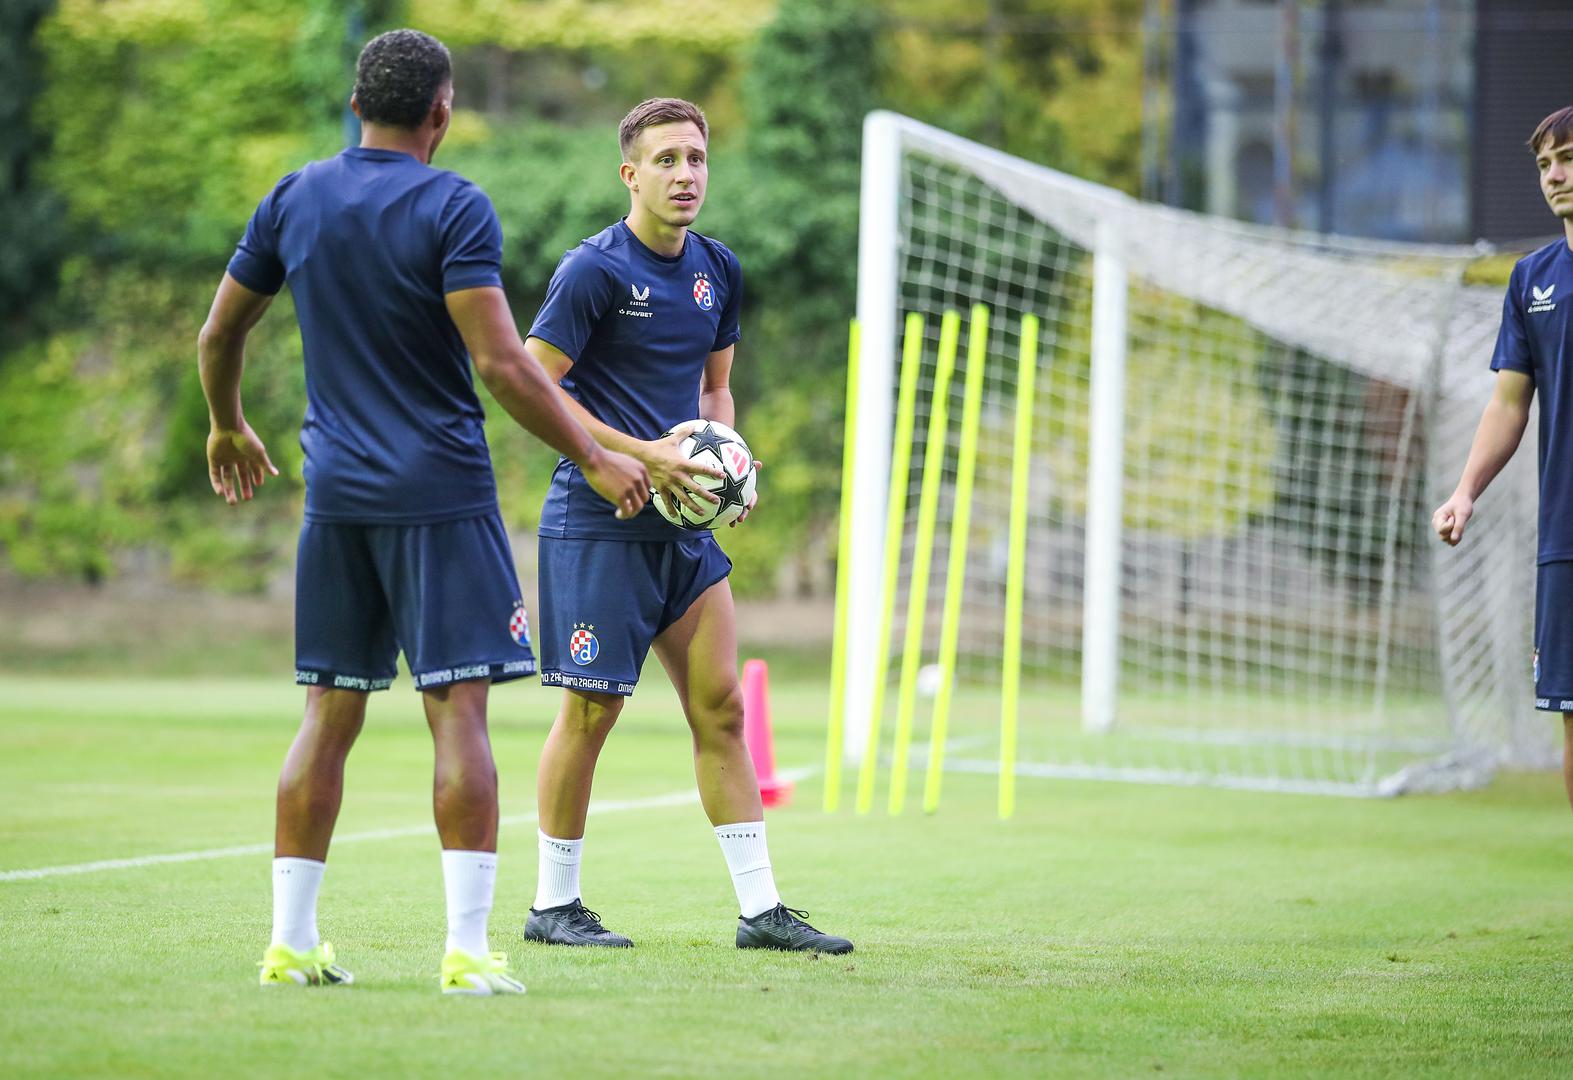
[742,658,793,808]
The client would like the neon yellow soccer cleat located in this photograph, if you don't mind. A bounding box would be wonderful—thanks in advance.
[440,950,526,996]
[258,941,354,987]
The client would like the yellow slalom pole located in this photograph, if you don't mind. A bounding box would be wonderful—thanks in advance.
[823,318,861,812]
[889,310,961,815]
[856,313,926,814]
[998,314,1038,820]
[923,305,990,814]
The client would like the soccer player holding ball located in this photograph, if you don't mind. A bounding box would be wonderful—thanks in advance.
[522,98,852,953]
[1434,105,1573,810]
[199,30,649,994]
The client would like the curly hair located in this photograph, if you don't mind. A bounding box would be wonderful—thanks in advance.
[353,30,452,129]
[618,98,708,161]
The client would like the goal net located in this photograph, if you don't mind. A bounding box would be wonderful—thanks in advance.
[840,111,1554,801]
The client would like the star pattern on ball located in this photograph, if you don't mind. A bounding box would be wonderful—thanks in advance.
[712,468,749,515]
[688,421,734,462]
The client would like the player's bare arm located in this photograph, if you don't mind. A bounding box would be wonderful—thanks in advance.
[198,272,279,505]
[524,333,722,516]
[699,344,735,427]
[447,286,650,519]
[1433,368,1534,545]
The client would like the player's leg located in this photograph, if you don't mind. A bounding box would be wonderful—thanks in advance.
[264,686,368,987]
[424,678,499,852]
[527,536,662,946]
[651,577,760,825]
[263,687,366,986]
[1534,563,1573,813]
[262,522,397,987]
[651,541,852,954]
[537,688,626,842]
[1563,714,1573,812]
[387,513,533,993]
[275,686,369,862]
[522,688,634,946]
[422,679,521,993]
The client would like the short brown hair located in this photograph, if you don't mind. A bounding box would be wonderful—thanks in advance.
[1529,106,1573,155]
[618,98,708,161]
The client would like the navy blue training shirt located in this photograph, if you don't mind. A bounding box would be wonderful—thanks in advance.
[1491,238,1573,563]
[227,147,503,524]
[528,220,743,541]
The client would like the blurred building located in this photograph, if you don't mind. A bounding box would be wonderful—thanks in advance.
[1156,0,1573,245]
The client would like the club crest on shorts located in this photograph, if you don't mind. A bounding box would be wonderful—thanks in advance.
[509,602,530,648]
[569,622,600,666]
[693,277,714,310]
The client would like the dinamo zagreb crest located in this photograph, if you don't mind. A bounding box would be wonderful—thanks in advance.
[693,276,714,310]
[570,623,600,665]
[509,602,531,647]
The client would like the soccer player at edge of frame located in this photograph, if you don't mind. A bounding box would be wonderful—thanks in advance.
[1433,104,1573,811]
[196,29,650,995]
[519,98,853,954]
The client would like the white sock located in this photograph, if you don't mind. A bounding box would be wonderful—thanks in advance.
[715,821,780,919]
[271,857,324,952]
[441,849,496,957]
[534,831,583,911]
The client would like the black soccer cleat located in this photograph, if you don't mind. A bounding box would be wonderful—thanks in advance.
[736,904,853,954]
[524,899,634,947]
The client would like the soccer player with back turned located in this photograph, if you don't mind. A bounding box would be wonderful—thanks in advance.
[521,98,852,953]
[197,30,649,993]
[1434,105,1573,810]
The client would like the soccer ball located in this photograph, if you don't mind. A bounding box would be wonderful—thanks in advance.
[651,420,757,530]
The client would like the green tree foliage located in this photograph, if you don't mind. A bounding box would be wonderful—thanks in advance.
[412,0,774,51]
[0,0,64,331]
[0,263,304,586]
[36,0,370,266]
[2,1,372,584]
[726,0,873,352]
[880,0,1144,191]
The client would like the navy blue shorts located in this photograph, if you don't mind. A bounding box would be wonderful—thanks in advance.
[294,512,536,693]
[1535,561,1573,711]
[537,535,732,697]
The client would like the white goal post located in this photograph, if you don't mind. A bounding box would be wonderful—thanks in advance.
[842,110,1554,799]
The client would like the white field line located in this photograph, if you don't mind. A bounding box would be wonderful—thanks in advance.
[1,766,816,883]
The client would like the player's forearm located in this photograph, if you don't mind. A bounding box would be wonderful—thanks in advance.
[476,354,599,466]
[699,387,734,428]
[1455,397,1531,500]
[548,386,654,461]
[197,325,247,431]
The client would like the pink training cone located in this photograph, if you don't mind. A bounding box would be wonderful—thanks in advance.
[742,658,793,808]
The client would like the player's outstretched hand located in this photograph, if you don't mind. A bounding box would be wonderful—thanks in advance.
[646,423,723,518]
[207,422,278,505]
[729,458,762,528]
[1431,492,1473,546]
[583,446,651,520]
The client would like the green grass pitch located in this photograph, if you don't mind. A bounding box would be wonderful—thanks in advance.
[2,671,1571,1078]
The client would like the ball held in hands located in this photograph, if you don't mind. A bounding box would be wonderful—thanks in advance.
[651,420,758,530]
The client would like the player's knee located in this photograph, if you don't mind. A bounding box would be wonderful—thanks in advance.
[690,683,746,744]
[559,691,623,739]
[435,755,497,801]
[276,770,339,818]
[304,688,368,744]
